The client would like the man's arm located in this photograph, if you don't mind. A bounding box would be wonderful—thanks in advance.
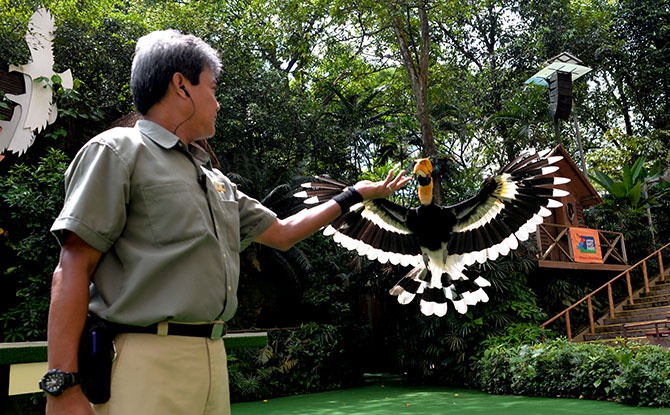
[255,169,411,251]
[45,232,102,415]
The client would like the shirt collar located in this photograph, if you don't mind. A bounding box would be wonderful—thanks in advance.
[136,119,180,149]
[135,119,211,168]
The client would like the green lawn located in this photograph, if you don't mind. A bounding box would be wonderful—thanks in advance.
[232,377,670,415]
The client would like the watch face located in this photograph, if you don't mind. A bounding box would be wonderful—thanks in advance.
[42,371,65,394]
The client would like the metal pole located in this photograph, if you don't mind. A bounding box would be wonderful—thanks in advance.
[571,101,587,175]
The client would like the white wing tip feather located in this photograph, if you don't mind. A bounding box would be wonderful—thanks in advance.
[304,196,320,204]
[547,198,563,208]
[541,166,559,175]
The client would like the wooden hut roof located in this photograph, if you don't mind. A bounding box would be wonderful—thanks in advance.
[548,144,602,208]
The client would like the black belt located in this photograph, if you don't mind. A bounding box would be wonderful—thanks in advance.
[113,321,227,340]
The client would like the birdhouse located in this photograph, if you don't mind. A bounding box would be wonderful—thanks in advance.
[546,144,601,227]
[536,145,628,272]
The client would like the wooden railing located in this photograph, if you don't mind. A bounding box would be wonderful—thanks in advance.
[536,223,627,265]
[541,241,670,340]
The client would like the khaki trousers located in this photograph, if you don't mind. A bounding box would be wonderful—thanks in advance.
[93,333,230,415]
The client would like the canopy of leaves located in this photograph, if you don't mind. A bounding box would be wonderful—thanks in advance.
[0,0,668,393]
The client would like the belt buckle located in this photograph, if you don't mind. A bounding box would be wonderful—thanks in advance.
[210,322,226,340]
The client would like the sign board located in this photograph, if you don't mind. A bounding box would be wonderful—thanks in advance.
[570,227,603,263]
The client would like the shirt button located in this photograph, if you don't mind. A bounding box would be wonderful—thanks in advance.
[228,285,232,291]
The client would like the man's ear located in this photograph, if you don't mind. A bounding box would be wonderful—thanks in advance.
[171,72,190,98]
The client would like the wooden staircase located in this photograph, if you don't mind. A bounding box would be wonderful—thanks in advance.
[542,242,670,343]
[579,276,670,342]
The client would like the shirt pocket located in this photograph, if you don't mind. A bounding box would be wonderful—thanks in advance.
[215,200,241,254]
[141,182,210,245]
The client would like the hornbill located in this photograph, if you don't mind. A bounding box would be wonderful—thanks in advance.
[295,150,570,317]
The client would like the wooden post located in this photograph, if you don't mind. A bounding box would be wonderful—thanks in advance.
[660,250,665,281]
[565,311,572,340]
[566,226,575,262]
[608,284,615,318]
[643,261,650,293]
[587,296,595,334]
[626,271,634,304]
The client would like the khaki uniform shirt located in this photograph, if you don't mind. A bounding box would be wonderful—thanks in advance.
[51,120,277,326]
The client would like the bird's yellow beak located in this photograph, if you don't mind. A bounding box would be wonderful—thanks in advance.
[413,158,433,177]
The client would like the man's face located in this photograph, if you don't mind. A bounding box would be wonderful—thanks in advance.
[188,66,220,141]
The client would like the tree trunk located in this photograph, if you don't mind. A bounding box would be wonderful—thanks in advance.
[390,0,441,203]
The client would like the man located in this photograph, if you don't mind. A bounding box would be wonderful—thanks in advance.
[43,30,409,415]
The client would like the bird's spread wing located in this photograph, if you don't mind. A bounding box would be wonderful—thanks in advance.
[295,177,423,267]
[296,150,569,318]
[445,150,569,268]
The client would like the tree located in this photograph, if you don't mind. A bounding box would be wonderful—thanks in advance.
[589,156,668,247]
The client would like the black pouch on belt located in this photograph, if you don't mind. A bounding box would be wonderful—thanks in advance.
[78,314,116,404]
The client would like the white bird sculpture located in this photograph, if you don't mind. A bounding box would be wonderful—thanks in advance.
[0,7,73,156]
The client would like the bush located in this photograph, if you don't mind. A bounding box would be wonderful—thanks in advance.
[0,149,69,341]
[228,323,364,402]
[612,345,670,406]
[476,338,670,407]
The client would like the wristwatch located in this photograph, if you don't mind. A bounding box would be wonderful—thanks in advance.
[39,369,81,396]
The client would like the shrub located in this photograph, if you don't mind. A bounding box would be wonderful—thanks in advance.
[0,149,69,341]
[476,338,670,407]
[612,344,670,406]
[228,323,363,402]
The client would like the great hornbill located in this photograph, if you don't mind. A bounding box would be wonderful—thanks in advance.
[295,150,570,317]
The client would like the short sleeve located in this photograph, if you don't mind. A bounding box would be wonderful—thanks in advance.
[51,141,131,252]
[236,189,277,251]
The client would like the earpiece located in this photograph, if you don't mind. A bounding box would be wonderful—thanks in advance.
[180,85,191,98]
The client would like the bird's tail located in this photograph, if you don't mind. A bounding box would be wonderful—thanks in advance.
[389,266,427,305]
[389,267,491,317]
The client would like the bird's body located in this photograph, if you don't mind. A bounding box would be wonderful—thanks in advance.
[296,150,569,317]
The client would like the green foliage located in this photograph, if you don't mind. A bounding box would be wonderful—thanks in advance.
[0,0,668,403]
[476,338,670,407]
[612,344,670,407]
[480,322,550,350]
[228,323,362,402]
[0,149,69,341]
[589,156,663,209]
[585,152,670,261]
[585,198,655,262]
